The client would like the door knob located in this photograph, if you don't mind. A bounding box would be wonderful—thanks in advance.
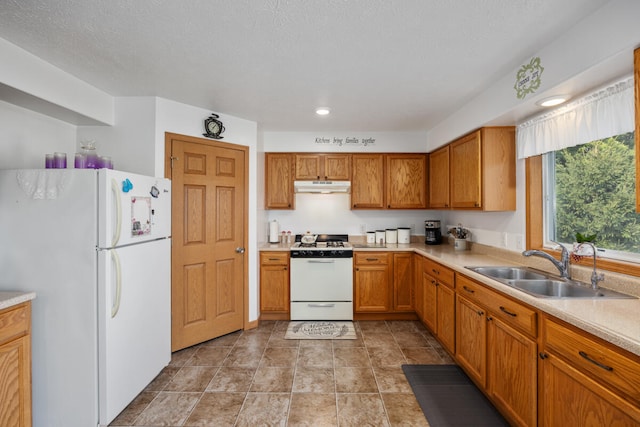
[235,247,245,254]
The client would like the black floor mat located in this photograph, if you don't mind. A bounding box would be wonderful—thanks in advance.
[402,364,509,426]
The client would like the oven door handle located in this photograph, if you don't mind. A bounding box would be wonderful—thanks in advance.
[307,303,336,307]
[305,260,336,263]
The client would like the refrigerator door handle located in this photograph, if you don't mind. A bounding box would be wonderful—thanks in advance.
[111,178,122,247]
[110,249,122,318]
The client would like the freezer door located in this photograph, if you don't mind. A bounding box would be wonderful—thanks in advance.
[98,169,171,248]
[97,238,171,425]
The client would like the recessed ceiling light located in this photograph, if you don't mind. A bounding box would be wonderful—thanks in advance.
[315,108,330,116]
[536,95,569,107]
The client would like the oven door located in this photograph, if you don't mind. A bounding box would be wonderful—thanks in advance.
[290,257,353,301]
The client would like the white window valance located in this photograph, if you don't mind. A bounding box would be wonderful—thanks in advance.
[516,76,635,159]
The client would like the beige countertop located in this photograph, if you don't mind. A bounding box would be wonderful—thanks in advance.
[259,240,640,356]
[0,291,36,311]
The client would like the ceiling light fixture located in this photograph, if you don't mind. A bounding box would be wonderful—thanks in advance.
[315,108,330,116]
[536,95,569,107]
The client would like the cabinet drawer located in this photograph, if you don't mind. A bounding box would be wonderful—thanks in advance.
[457,275,536,337]
[354,252,389,265]
[423,258,454,288]
[543,316,640,404]
[0,302,30,345]
[260,252,289,265]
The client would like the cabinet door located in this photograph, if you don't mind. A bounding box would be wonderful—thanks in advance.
[422,272,437,332]
[265,153,294,209]
[294,154,322,180]
[487,316,537,427]
[324,154,351,180]
[437,284,455,354]
[429,145,450,208]
[354,265,390,312]
[351,154,385,209]
[260,252,290,315]
[450,131,482,209]
[413,254,424,320]
[540,352,640,427]
[0,336,31,427]
[455,294,487,387]
[260,265,290,313]
[386,154,427,209]
[393,252,413,311]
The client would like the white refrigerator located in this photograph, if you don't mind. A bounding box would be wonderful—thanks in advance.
[0,168,172,427]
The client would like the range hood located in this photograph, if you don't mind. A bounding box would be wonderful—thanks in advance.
[294,180,351,194]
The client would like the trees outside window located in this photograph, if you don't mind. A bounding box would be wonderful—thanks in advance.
[547,131,640,259]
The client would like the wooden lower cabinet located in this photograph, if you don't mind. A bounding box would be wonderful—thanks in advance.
[455,275,537,427]
[354,252,415,318]
[412,253,424,319]
[539,316,640,426]
[259,252,290,320]
[354,252,391,312]
[392,252,413,311]
[0,301,32,427]
[421,258,455,354]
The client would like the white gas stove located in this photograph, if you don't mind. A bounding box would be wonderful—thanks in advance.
[289,234,353,320]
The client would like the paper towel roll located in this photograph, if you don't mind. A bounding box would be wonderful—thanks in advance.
[269,220,280,243]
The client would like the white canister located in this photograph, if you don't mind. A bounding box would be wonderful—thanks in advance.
[385,229,398,244]
[366,231,376,244]
[375,230,386,245]
[397,227,411,244]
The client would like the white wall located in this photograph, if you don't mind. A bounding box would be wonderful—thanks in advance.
[0,100,77,169]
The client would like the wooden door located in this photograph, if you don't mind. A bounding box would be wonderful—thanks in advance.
[487,316,537,427]
[351,154,385,209]
[413,254,424,320]
[422,272,437,332]
[450,131,482,209]
[167,133,247,351]
[294,154,322,180]
[265,153,294,209]
[386,154,427,209]
[540,352,640,427]
[429,145,450,208]
[354,267,390,312]
[259,252,289,315]
[455,294,487,387]
[437,284,455,354]
[324,154,351,180]
[392,252,413,311]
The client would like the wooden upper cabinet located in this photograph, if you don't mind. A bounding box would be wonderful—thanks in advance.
[450,127,516,211]
[429,145,450,209]
[265,153,294,209]
[450,131,482,209]
[351,154,385,209]
[295,154,351,180]
[386,154,427,209]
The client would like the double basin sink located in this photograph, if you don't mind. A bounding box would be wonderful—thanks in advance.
[467,266,636,299]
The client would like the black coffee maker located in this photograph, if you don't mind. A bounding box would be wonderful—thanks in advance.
[425,220,442,245]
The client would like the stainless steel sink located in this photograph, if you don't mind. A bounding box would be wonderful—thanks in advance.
[469,266,547,281]
[466,266,636,299]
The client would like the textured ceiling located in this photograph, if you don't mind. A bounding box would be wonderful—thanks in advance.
[0,0,612,131]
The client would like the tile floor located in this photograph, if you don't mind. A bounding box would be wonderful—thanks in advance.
[110,320,454,426]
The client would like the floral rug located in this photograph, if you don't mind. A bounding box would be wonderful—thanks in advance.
[284,321,357,340]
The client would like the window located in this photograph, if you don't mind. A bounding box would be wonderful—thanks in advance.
[520,71,638,275]
[543,131,639,263]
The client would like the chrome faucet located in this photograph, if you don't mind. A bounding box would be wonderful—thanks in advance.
[522,241,571,279]
[576,242,605,289]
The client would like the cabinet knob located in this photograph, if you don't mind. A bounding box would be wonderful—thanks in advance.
[539,352,548,360]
